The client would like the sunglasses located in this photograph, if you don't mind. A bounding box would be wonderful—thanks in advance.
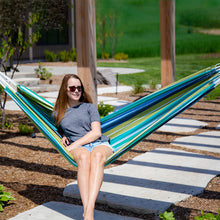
[69,86,82,92]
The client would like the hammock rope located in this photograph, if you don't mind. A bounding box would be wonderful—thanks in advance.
[0,64,220,167]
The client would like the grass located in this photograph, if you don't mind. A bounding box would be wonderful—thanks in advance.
[97,53,220,99]
[96,0,220,58]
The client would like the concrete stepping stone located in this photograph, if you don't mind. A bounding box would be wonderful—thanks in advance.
[158,117,208,133]
[5,101,21,111]
[98,86,133,95]
[9,201,140,220]
[216,124,220,130]
[98,96,118,102]
[172,131,220,153]
[63,148,220,215]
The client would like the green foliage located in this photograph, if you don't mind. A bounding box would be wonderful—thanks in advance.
[57,49,77,62]
[18,123,34,135]
[96,0,220,58]
[0,116,13,129]
[132,83,144,94]
[159,211,175,220]
[97,54,220,96]
[44,49,77,62]
[0,185,15,212]
[102,52,110,60]
[35,62,52,80]
[0,32,15,63]
[0,85,3,94]
[98,102,115,118]
[114,52,128,60]
[44,50,57,62]
[58,50,70,62]
[205,84,220,100]
[69,48,77,62]
[194,209,220,220]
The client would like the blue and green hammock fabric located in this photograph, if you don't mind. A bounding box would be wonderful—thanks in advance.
[0,64,220,167]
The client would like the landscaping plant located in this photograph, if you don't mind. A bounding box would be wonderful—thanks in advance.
[194,209,220,220]
[44,50,57,62]
[35,62,52,80]
[98,102,115,118]
[18,123,34,135]
[0,185,15,212]
[159,211,175,220]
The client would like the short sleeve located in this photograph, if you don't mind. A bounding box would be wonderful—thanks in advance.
[88,103,101,123]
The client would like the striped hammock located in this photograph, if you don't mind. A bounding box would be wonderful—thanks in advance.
[1,65,220,167]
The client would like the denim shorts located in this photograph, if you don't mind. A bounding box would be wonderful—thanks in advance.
[81,141,113,152]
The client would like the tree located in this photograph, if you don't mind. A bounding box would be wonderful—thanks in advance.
[95,0,122,59]
[0,0,68,129]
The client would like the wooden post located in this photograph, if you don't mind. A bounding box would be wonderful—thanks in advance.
[159,0,175,87]
[75,0,97,105]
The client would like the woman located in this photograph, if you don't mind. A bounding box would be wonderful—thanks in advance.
[53,74,113,220]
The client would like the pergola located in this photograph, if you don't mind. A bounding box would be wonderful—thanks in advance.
[76,0,175,106]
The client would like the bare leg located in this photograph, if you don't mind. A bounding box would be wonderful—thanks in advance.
[70,148,91,215]
[84,145,113,220]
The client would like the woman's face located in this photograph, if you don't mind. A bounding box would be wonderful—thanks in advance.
[67,78,82,102]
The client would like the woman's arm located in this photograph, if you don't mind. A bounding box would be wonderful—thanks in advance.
[66,121,101,152]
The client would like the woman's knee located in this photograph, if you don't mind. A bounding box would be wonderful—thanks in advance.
[76,151,90,166]
[91,151,106,165]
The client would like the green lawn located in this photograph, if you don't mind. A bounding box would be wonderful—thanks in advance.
[98,54,220,98]
[96,0,220,58]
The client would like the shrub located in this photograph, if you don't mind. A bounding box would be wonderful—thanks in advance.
[18,123,34,135]
[101,52,110,60]
[0,185,15,212]
[69,48,77,61]
[58,50,70,62]
[35,62,52,80]
[98,102,115,118]
[194,209,220,220]
[0,116,13,129]
[132,83,144,94]
[114,52,128,60]
[159,211,175,220]
[44,50,57,62]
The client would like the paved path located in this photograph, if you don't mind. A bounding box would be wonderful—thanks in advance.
[18,64,145,76]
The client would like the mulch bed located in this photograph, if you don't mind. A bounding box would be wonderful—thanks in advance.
[0,74,220,220]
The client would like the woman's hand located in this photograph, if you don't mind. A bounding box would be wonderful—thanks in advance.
[61,136,69,147]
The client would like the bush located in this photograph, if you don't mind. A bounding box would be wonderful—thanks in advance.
[101,52,110,60]
[35,62,52,80]
[58,50,70,62]
[132,83,144,94]
[44,50,57,62]
[69,48,77,61]
[98,102,115,118]
[159,211,175,220]
[194,209,220,220]
[0,185,15,212]
[0,115,13,129]
[18,123,34,135]
[114,52,128,60]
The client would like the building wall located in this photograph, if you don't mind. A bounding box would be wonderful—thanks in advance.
[21,0,76,61]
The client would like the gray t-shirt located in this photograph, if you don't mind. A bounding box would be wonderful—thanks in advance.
[60,102,109,144]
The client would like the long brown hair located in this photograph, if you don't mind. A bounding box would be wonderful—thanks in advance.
[53,74,89,125]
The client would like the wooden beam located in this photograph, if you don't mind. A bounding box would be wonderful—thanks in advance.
[159,0,175,87]
[75,0,97,105]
